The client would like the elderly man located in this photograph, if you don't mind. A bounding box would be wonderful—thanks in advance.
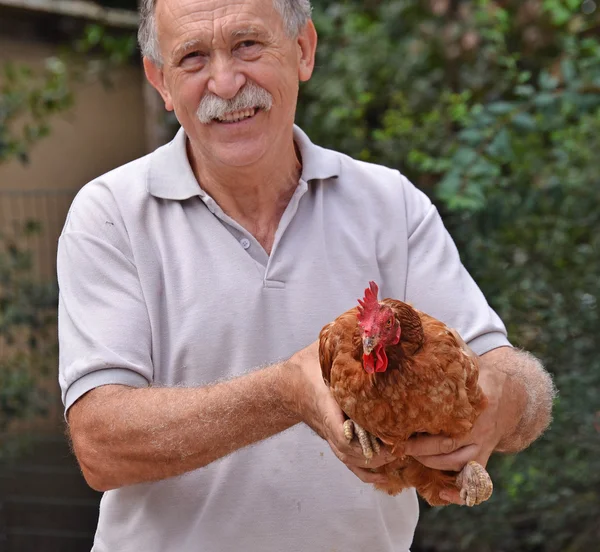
[58,0,554,550]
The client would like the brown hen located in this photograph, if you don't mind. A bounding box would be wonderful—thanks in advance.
[319,281,493,507]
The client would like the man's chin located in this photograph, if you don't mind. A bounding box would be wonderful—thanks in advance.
[205,141,268,168]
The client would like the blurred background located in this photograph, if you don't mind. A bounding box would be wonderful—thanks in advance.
[0,1,598,551]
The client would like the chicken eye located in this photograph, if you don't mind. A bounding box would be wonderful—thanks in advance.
[386,319,393,328]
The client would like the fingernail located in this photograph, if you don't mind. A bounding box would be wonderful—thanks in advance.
[439,492,450,502]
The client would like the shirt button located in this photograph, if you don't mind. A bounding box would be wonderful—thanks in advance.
[240,238,251,250]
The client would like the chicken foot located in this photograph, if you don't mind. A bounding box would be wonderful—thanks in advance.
[455,460,493,506]
[343,419,381,461]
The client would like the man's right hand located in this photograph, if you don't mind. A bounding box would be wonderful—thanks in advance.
[286,341,397,485]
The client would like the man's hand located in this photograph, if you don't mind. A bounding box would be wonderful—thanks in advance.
[288,341,397,485]
[400,346,523,505]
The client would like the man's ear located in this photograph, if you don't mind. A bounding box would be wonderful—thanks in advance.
[143,57,174,111]
[297,20,318,82]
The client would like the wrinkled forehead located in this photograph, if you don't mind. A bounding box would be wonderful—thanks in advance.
[156,0,283,46]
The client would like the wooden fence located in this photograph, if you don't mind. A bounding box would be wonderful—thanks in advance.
[0,189,78,282]
[0,188,99,551]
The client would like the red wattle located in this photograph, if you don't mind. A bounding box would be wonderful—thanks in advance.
[363,346,388,373]
[374,345,388,372]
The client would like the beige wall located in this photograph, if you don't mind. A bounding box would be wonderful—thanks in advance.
[0,33,149,280]
[0,35,148,192]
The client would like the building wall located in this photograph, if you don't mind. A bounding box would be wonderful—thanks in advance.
[0,31,149,280]
[0,35,148,191]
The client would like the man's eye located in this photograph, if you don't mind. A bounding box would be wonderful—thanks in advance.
[238,40,259,49]
[180,52,206,68]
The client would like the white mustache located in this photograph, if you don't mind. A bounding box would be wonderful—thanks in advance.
[196,82,273,123]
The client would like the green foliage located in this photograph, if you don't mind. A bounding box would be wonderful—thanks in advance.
[0,58,72,164]
[297,1,600,550]
[0,223,58,435]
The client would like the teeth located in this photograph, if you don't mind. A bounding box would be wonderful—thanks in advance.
[218,108,256,123]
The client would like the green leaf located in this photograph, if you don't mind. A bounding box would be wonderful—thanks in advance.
[454,147,479,168]
[487,101,515,115]
[560,58,577,83]
[534,92,558,108]
[539,70,560,90]
[85,24,104,47]
[511,112,537,131]
[517,70,533,84]
[515,85,535,98]
[487,128,513,160]
[458,128,483,146]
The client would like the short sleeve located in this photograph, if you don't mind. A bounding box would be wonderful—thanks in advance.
[57,182,152,413]
[401,177,511,355]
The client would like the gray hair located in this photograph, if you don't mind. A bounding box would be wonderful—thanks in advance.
[138,0,312,66]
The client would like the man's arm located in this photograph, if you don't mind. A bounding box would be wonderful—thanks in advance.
[479,346,555,453]
[68,342,393,492]
[68,362,298,491]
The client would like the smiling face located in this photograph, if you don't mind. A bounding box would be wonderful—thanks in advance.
[144,0,317,169]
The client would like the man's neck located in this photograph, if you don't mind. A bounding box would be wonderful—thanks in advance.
[186,138,302,254]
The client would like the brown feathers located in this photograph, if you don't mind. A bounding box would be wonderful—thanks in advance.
[318,293,487,506]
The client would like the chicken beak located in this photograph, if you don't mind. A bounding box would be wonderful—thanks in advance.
[363,337,376,355]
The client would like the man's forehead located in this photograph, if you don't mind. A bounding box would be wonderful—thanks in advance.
[156,0,279,36]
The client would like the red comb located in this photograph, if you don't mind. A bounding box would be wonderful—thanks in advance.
[357,281,380,322]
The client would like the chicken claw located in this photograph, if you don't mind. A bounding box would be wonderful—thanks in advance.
[456,461,493,507]
[343,419,381,461]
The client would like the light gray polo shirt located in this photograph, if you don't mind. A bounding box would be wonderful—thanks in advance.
[58,126,510,552]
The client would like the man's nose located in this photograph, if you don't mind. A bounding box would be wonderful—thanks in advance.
[206,54,246,100]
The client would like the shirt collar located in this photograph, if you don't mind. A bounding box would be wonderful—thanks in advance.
[147,125,341,201]
[293,125,341,183]
[146,127,202,201]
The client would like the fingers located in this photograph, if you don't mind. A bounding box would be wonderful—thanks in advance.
[327,439,390,485]
[439,488,465,506]
[413,444,481,471]
[327,437,395,470]
[321,403,396,468]
[402,434,463,457]
[402,433,493,471]
[360,446,396,469]
[335,437,396,470]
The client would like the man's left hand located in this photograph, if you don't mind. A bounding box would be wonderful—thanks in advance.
[400,347,519,505]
